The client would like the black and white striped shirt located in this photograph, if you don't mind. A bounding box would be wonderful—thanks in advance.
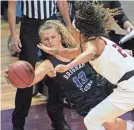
[21,0,57,20]
[56,0,73,17]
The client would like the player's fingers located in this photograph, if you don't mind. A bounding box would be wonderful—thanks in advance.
[4,75,10,84]
[15,44,21,52]
[13,44,21,53]
[38,43,44,47]
[50,72,56,77]
[4,69,8,74]
[4,68,10,84]
[37,44,41,49]
[52,70,56,77]
[4,72,8,78]
[55,66,60,71]
[18,40,22,48]
[12,44,17,52]
[37,43,46,51]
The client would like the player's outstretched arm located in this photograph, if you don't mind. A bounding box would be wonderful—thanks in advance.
[66,42,97,69]
[37,43,81,59]
[31,60,56,86]
[55,42,97,73]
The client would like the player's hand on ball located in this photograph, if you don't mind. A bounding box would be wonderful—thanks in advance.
[55,64,68,73]
[4,69,10,84]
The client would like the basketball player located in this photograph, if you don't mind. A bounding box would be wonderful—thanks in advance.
[37,3,134,130]
[8,1,74,130]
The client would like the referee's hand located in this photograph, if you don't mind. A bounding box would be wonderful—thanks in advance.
[11,33,22,53]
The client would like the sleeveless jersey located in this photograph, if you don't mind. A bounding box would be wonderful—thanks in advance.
[46,55,113,115]
[89,37,134,84]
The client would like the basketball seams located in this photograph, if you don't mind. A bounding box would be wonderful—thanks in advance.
[8,74,21,88]
[8,61,35,88]
[8,66,19,87]
[18,61,34,84]
[10,64,30,85]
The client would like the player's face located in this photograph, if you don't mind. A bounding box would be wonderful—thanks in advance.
[41,28,62,49]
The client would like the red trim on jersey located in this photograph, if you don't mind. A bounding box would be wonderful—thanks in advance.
[104,40,107,45]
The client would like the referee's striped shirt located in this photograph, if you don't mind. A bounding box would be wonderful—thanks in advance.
[56,0,73,17]
[21,0,57,20]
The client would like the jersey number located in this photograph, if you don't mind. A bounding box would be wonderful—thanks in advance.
[73,71,88,88]
[112,44,127,58]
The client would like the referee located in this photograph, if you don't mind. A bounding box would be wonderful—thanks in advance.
[8,1,71,130]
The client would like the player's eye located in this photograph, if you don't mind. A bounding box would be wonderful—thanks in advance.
[52,36,56,39]
[44,38,48,41]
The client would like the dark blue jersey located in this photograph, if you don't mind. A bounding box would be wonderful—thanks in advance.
[46,55,115,116]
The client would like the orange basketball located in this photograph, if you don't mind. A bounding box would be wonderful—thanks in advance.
[8,61,35,88]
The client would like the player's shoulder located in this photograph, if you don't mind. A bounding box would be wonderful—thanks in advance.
[101,37,116,45]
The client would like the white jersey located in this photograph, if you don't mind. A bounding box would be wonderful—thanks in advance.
[89,37,134,84]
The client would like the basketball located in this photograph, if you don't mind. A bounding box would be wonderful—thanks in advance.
[8,61,35,88]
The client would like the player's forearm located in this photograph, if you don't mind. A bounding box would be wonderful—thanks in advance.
[31,67,48,86]
[8,1,17,36]
[30,61,50,86]
[57,47,81,59]
[67,52,94,69]
[57,0,72,27]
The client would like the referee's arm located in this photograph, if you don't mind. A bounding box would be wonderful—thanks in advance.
[8,0,21,52]
[57,1,75,30]
[8,1,17,37]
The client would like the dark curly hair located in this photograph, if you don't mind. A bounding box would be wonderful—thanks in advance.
[74,2,119,38]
